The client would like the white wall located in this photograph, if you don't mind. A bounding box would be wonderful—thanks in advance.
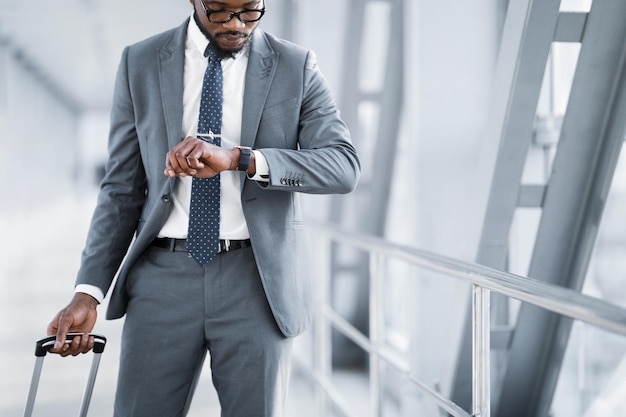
[0,39,79,214]
[404,0,501,406]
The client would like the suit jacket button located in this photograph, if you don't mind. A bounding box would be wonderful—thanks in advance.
[161,195,170,203]
[281,178,287,185]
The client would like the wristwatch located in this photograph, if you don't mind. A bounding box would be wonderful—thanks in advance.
[235,146,252,172]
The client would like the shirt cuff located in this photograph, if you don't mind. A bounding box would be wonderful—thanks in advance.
[248,150,270,182]
[75,284,104,304]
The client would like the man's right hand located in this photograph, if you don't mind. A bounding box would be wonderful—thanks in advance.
[164,136,240,178]
[47,292,99,356]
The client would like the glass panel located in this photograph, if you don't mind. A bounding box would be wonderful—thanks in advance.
[359,1,392,93]
[560,0,593,12]
[523,43,581,185]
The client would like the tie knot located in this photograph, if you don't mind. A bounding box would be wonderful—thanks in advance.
[204,42,230,62]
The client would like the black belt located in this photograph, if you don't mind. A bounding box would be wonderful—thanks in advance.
[151,237,251,253]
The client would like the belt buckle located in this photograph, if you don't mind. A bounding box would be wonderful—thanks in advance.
[222,239,231,252]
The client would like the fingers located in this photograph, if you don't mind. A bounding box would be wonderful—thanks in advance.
[47,311,77,356]
[164,147,192,178]
[47,294,99,356]
[54,314,73,355]
[185,150,206,170]
[49,333,86,357]
[47,310,69,353]
[59,333,94,357]
[164,136,207,177]
[164,136,222,178]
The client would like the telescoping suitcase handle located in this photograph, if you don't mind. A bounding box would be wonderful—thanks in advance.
[34,334,107,356]
[24,334,107,417]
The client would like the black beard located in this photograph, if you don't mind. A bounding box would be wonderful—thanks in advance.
[192,11,251,59]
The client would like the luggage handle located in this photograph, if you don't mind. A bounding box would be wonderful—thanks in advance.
[24,334,107,417]
[34,333,107,356]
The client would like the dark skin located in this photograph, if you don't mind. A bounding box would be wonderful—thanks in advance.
[47,293,98,356]
[48,0,262,355]
[164,136,256,178]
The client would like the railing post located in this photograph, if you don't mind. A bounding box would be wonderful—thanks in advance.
[472,285,491,417]
[314,231,333,417]
[369,253,385,417]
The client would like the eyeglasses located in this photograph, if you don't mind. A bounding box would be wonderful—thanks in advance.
[200,1,266,24]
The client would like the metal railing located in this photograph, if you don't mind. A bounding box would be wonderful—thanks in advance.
[301,224,626,417]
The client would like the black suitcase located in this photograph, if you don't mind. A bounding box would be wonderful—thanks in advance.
[23,334,107,417]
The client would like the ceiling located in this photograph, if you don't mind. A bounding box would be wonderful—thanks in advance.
[0,0,191,112]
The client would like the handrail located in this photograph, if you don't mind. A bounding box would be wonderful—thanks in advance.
[320,305,471,417]
[305,223,626,417]
[314,224,626,336]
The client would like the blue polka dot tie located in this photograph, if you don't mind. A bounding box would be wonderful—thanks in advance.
[187,44,223,265]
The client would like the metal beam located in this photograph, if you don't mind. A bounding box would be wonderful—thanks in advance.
[497,1,626,414]
[454,1,626,414]
[517,185,546,208]
[451,0,562,410]
[554,12,588,43]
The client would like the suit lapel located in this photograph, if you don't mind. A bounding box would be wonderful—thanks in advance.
[158,20,187,153]
[241,30,277,149]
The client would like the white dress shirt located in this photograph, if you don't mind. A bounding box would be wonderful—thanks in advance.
[76,17,270,302]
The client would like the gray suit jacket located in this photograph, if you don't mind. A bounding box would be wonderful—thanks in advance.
[75,20,360,337]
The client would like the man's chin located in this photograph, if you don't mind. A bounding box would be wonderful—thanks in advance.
[215,35,248,54]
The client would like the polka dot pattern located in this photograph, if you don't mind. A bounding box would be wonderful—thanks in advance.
[187,45,223,266]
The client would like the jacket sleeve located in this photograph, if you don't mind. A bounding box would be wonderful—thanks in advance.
[257,50,361,195]
[74,46,147,295]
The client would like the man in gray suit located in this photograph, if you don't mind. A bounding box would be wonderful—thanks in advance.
[46,0,360,416]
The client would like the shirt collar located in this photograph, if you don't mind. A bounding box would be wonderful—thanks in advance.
[187,14,210,58]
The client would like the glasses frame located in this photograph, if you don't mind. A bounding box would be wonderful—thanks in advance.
[200,0,266,24]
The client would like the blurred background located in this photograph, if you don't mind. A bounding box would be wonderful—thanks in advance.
[1,0,626,416]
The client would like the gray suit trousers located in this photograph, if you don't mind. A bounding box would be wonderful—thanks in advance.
[113,244,293,417]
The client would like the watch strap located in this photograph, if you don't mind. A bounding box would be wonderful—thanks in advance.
[235,146,252,172]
